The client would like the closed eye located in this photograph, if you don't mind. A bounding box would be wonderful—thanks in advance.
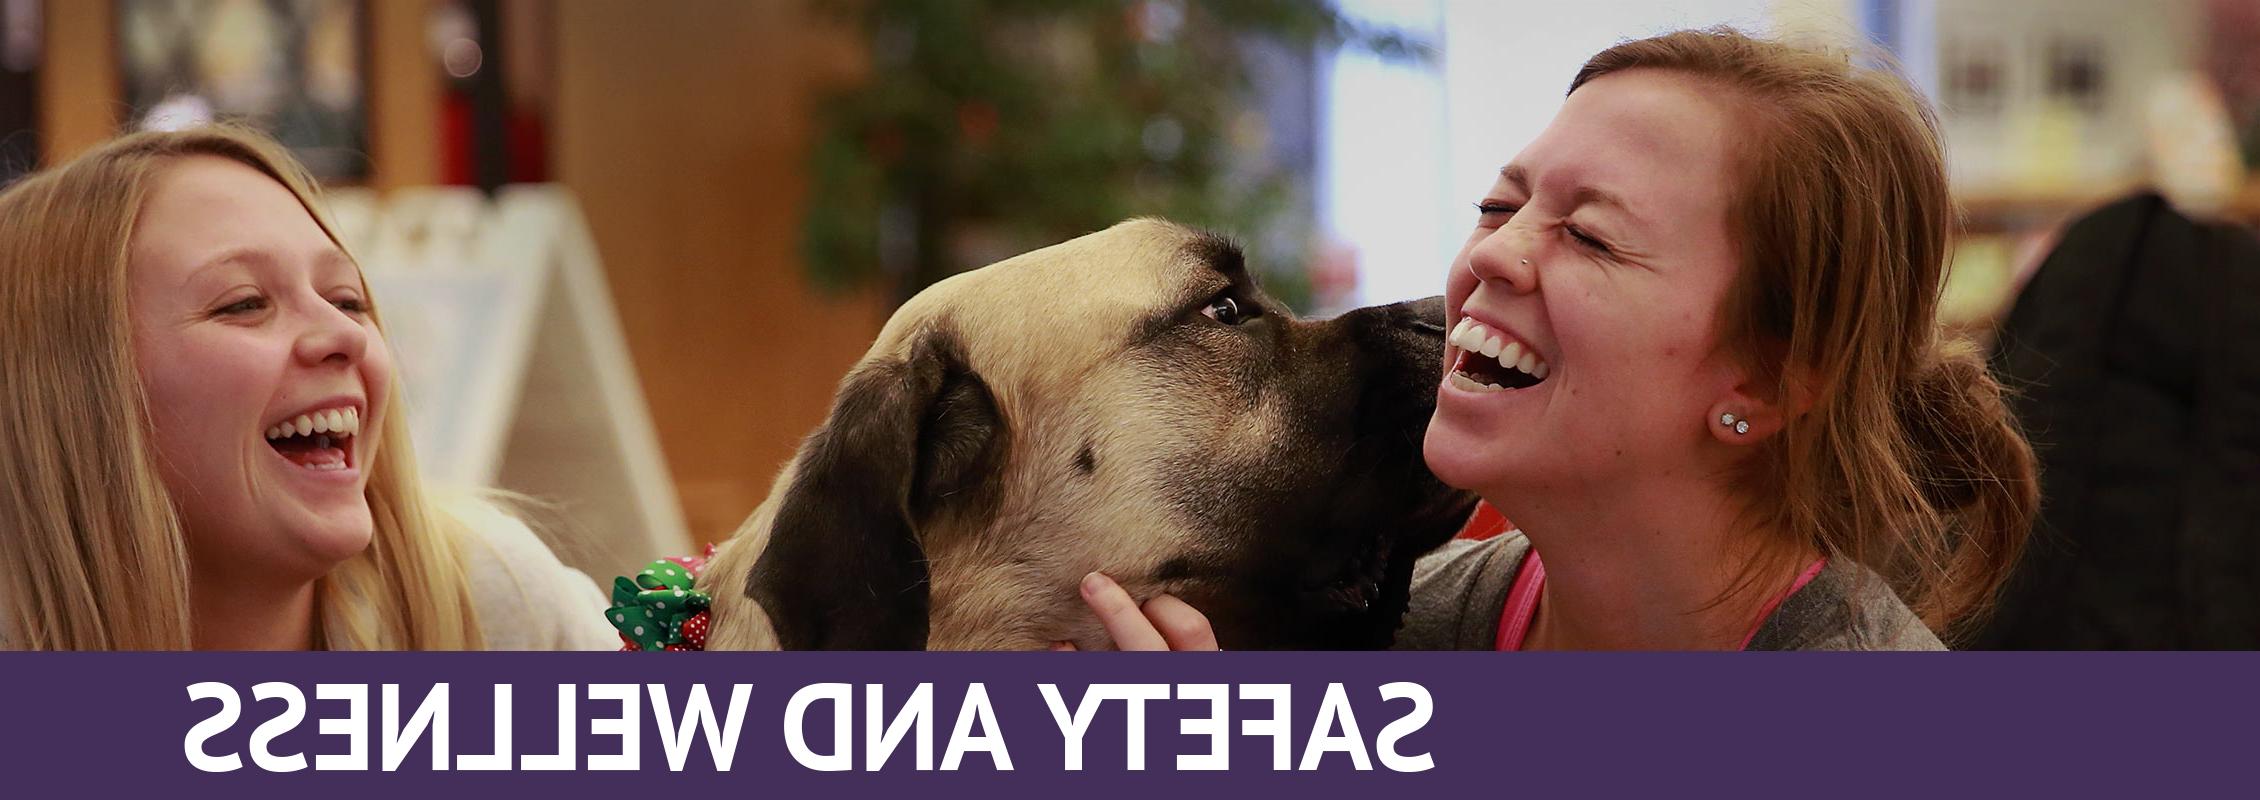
[212,295,267,317]
[1566,224,1612,255]
[1473,202,1517,227]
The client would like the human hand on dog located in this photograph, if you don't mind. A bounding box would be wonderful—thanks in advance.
[1057,571,1219,651]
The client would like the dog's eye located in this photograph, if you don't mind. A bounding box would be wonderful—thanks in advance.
[1202,296,1255,325]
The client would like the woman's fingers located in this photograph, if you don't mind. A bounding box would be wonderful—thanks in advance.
[1140,593,1219,651]
[1081,571,1171,650]
[1079,571,1219,651]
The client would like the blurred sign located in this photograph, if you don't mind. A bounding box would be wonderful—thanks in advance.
[326,184,691,579]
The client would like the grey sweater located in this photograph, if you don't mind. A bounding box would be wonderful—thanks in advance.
[1395,533,1944,651]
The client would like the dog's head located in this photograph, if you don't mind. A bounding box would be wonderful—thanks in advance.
[704,219,1476,649]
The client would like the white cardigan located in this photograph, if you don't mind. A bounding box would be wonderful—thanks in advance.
[437,495,621,651]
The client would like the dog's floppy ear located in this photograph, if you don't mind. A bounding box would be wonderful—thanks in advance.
[745,326,1004,649]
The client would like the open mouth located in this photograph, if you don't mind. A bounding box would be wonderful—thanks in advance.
[264,407,360,472]
[1308,534,1392,613]
[1446,317,1549,391]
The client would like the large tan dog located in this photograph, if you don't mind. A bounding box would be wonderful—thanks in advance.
[701,219,1475,650]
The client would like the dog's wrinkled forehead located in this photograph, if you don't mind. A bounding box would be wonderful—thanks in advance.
[867,218,1241,384]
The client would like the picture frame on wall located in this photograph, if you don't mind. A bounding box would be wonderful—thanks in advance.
[1942,36,2006,117]
[116,0,368,182]
[1,0,38,184]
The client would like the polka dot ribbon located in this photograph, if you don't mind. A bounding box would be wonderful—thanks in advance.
[607,544,716,652]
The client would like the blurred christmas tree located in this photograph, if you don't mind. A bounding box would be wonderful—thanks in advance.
[802,0,1428,307]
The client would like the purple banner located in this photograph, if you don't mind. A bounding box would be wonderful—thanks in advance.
[2,653,2252,797]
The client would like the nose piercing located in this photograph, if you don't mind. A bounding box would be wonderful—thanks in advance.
[1719,412,1750,435]
[1520,259,1530,266]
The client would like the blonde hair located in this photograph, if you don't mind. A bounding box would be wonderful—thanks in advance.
[0,126,483,650]
[1571,30,2039,637]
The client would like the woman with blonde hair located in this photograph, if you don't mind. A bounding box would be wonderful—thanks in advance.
[0,126,615,650]
[1079,28,2039,650]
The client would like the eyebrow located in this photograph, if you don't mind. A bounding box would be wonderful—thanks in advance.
[180,247,266,288]
[1187,232,1247,280]
[180,246,358,288]
[1499,164,1646,227]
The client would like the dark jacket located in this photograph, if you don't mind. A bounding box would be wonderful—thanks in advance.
[1973,193,2260,649]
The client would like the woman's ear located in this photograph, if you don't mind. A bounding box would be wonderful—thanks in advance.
[1707,365,1813,446]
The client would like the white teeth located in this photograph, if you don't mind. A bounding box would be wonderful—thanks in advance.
[1448,372,1505,393]
[1446,315,1553,383]
[265,407,360,441]
[1448,319,1484,353]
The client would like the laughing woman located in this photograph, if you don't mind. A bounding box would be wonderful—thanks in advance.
[1079,29,2039,650]
[0,127,616,650]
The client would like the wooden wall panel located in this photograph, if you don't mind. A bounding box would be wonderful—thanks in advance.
[366,0,440,189]
[37,0,113,164]
[553,1,886,543]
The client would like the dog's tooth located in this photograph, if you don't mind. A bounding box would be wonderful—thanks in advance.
[1516,350,1537,374]
[1498,341,1523,370]
[1482,335,1504,358]
[292,414,312,436]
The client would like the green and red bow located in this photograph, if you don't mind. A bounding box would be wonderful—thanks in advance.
[608,544,716,651]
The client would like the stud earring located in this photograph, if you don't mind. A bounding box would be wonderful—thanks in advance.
[1719,412,1749,435]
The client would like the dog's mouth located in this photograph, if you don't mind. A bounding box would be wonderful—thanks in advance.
[1305,533,1392,613]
